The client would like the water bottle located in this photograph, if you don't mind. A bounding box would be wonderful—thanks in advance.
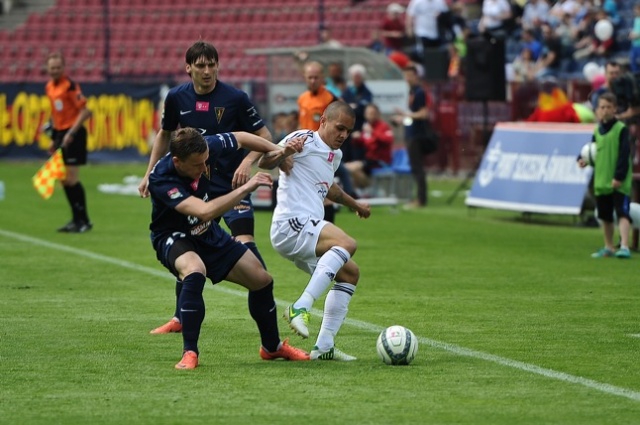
[0,180,4,201]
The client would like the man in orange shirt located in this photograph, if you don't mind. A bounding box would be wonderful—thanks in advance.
[297,61,337,131]
[45,52,93,232]
[297,61,355,221]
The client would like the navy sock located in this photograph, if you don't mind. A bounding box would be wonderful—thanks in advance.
[173,280,183,320]
[245,241,267,270]
[178,273,206,354]
[248,281,280,352]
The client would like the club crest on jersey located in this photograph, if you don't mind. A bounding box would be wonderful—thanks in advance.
[167,188,182,200]
[327,152,335,162]
[196,101,209,112]
[215,107,225,123]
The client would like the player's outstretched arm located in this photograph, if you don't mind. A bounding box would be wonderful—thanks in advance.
[327,183,371,219]
[139,130,172,197]
[176,172,273,222]
[232,127,273,189]
[257,137,305,170]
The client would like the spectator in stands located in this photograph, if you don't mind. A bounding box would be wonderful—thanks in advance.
[588,60,621,110]
[573,8,615,64]
[521,0,550,31]
[325,61,346,98]
[511,47,538,82]
[342,63,373,162]
[406,0,449,57]
[440,1,469,78]
[392,64,431,208]
[319,26,343,48]
[478,0,513,39]
[521,28,543,61]
[297,61,356,221]
[578,92,632,259]
[345,103,394,190]
[591,9,616,59]
[381,2,407,55]
[536,22,563,78]
[368,29,386,54]
[45,51,93,233]
[629,4,640,72]
[271,112,290,141]
[601,0,620,28]
[555,12,578,67]
[138,40,277,336]
[550,0,580,25]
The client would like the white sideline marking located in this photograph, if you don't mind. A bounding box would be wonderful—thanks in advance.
[2,228,639,402]
[629,334,640,338]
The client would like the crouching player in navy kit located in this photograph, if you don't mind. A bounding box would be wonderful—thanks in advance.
[148,128,308,369]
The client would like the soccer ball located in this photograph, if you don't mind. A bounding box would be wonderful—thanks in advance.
[376,325,418,365]
[580,142,596,166]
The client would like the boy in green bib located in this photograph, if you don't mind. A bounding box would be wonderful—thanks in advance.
[578,92,633,258]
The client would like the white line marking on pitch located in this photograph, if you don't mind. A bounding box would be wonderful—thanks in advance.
[2,228,639,403]
[629,334,640,338]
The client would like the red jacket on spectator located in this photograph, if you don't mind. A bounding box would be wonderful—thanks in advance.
[353,119,394,164]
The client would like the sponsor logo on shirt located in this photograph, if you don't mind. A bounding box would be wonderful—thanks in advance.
[196,101,209,112]
[167,188,182,199]
[327,152,334,162]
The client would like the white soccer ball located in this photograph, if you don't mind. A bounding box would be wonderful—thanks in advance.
[580,142,596,166]
[376,325,418,365]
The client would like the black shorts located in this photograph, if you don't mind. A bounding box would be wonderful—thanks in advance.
[595,192,631,223]
[52,127,88,166]
[154,231,247,283]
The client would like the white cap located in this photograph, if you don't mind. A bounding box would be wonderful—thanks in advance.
[387,3,405,14]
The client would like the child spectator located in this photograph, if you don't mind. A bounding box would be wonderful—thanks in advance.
[578,92,633,258]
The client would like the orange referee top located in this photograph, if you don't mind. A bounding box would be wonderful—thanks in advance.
[45,75,87,131]
[297,86,336,131]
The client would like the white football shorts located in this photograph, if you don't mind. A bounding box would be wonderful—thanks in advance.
[270,216,329,275]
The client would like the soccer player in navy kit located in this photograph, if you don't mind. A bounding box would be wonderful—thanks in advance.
[139,41,280,334]
[149,128,307,368]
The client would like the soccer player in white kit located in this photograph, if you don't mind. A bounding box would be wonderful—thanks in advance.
[259,101,371,360]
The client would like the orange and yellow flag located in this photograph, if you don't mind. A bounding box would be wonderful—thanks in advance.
[32,149,67,200]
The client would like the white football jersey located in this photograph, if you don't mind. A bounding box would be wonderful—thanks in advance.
[272,130,342,221]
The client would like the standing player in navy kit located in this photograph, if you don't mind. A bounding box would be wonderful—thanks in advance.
[139,41,278,334]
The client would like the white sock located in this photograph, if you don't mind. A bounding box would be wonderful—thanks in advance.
[315,282,356,351]
[293,246,350,311]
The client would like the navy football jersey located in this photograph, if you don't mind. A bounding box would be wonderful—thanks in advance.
[148,132,240,248]
[162,81,266,193]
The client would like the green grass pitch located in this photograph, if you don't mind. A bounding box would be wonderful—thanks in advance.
[1,161,639,424]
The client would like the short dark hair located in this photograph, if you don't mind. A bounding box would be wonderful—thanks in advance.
[598,92,617,106]
[185,41,219,65]
[324,100,356,121]
[170,128,208,160]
